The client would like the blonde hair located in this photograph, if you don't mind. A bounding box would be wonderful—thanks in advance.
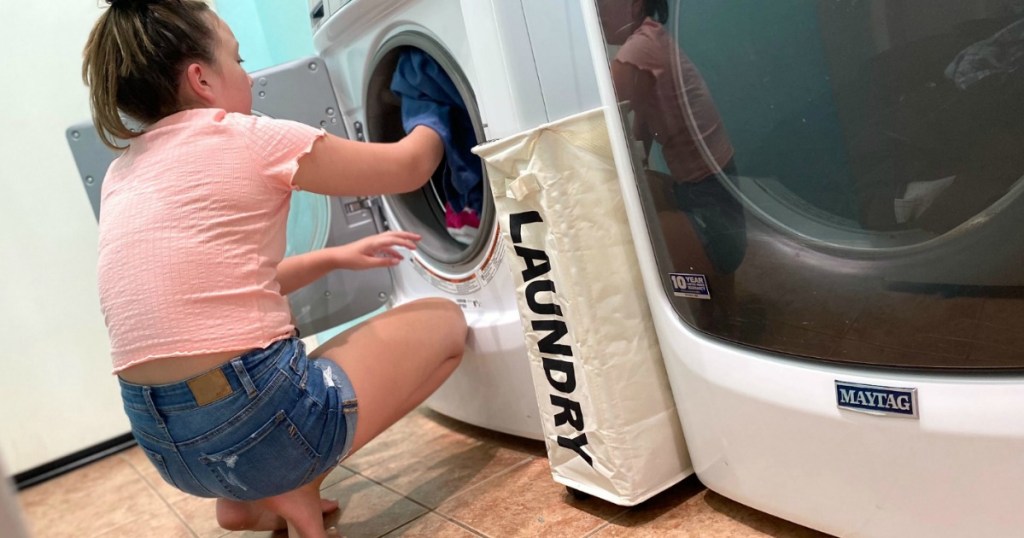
[82,0,215,149]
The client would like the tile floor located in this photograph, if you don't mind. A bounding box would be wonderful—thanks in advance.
[18,407,828,538]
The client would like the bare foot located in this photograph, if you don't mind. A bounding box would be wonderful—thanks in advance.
[217,497,340,531]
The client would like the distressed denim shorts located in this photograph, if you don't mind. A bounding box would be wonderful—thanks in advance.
[119,337,358,501]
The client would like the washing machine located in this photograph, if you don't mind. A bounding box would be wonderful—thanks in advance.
[69,0,602,441]
[298,0,602,439]
[576,0,1024,535]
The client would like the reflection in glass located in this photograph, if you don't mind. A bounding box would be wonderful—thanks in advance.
[595,0,1024,369]
[285,191,331,257]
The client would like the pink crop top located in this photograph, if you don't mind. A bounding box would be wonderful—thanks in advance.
[97,108,325,373]
[615,18,734,182]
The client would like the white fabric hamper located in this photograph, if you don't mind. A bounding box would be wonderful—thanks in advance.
[472,107,692,506]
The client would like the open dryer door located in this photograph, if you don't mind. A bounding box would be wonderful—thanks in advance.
[66,56,393,337]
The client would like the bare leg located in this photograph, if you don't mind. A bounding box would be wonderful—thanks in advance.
[219,298,466,536]
[310,297,467,454]
[254,479,330,538]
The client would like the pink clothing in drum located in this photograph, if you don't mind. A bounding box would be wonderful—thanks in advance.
[615,18,733,182]
[97,108,325,373]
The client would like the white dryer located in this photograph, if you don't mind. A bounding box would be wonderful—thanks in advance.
[576,0,1024,536]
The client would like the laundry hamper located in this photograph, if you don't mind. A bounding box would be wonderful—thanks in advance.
[472,107,691,506]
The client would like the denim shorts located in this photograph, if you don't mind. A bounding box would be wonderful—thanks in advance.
[672,161,747,275]
[119,337,358,501]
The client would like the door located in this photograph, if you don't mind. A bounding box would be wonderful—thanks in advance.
[581,0,1024,371]
[67,55,392,339]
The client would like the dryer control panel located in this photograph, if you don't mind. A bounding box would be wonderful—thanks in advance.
[309,0,352,32]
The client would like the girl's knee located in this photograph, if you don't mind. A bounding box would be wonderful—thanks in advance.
[414,297,466,324]
[412,298,468,351]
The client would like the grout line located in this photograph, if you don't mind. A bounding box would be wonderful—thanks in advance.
[320,465,359,490]
[373,513,427,538]
[116,453,199,538]
[345,447,536,508]
[329,472,433,537]
[419,509,488,537]
[93,454,200,536]
[580,520,612,538]
[445,516,489,537]
[342,467,421,504]
[431,457,537,515]
[346,456,536,537]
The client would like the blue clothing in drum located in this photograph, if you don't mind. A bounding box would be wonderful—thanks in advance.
[119,337,358,501]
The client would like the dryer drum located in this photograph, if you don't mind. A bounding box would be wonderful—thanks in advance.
[364,35,495,275]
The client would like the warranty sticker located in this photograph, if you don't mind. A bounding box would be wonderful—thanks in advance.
[669,273,711,300]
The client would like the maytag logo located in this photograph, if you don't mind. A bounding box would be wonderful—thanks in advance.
[835,381,919,418]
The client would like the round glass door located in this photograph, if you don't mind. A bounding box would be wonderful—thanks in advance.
[595,0,1024,370]
[363,36,493,276]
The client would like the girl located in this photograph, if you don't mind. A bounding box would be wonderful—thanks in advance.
[600,0,747,331]
[82,1,467,536]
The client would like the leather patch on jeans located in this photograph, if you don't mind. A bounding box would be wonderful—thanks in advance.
[186,369,233,406]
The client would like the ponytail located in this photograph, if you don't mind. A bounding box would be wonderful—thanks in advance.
[82,0,215,149]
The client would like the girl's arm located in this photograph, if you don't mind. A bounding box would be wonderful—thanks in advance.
[292,125,443,197]
[276,231,421,295]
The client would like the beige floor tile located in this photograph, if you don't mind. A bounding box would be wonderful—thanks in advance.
[592,477,829,538]
[319,473,428,538]
[437,458,627,538]
[172,495,224,538]
[119,446,193,505]
[91,508,195,538]
[18,455,169,538]
[349,414,534,509]
[371,440,534,510]
[382,513,482,537]
[228,531,343,538]
[343,410,474,473]
[321,465,355,490]
[343,409,540,509]
[345,409,544,474]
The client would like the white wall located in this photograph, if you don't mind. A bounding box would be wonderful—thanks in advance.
[0,3,129,474]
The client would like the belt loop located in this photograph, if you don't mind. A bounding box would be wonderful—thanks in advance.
[288,339,309,390]
[232,359,258,398]
[289,340,302,374]
[142,387,170,434]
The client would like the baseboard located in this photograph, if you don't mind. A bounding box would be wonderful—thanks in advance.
[13,434,136,490]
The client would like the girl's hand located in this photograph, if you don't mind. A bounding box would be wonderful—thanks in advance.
[335,231,421,270]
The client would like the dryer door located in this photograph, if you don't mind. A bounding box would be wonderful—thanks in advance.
[66,55,393,338]
[580,2,1024,371]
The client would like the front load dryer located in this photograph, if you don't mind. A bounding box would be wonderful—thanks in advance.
[577,0,1024,536]
[301,0,602,439]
